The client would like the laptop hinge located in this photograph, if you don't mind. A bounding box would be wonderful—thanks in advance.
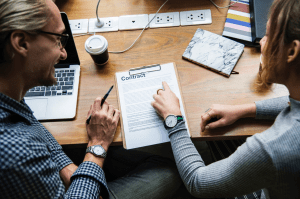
[54,64,70,68]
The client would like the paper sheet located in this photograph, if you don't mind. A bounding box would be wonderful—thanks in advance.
[116,63,190,149]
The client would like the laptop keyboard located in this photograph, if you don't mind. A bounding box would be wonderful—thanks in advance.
[25,69,75,97]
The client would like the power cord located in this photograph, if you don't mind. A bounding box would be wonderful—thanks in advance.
[209,0,239,9]
[108,0,238,53]
[73,33,94,37]
[108,0,169,53]
[74,0,239,52]
[95,0,104,28]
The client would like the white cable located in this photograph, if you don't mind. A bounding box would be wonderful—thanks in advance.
[75,0,235,53]
[73,33,94,37]
[108,0,169,54]
[96,0,101,22]
[95,0,104,28]
[209,0,239,9]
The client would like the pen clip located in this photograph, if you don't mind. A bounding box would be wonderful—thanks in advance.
[129,64,161,75]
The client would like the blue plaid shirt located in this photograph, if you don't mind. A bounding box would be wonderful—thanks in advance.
[0,93,109,198]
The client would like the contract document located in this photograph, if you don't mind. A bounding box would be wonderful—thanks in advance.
[115,62,190,149]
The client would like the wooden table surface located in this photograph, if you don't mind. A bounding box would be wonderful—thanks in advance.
[45,0,288,145]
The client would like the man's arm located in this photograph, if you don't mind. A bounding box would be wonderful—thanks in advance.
[40,97,119,198]
[60,163,78,190]
[36,124,77,191]
[0,131,70,199]
[66,97,120,198]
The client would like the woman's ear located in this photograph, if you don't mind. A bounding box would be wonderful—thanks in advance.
[287,40,300,63]
[10,30,30,58]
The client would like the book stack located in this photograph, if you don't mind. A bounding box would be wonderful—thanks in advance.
[222,0,253,44]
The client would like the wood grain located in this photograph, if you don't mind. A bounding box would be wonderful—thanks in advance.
[45,0,289,145]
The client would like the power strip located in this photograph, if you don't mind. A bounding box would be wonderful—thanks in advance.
[180,9,212,26]
[149,12,180,28]
[69,9,212,34]
[118,14,149,30]
[69,19,89,34]
[89,17,119,33]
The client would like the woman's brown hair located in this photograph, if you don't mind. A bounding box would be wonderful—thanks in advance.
[253,0,300,93]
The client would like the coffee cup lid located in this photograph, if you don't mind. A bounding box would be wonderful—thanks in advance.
[85,35,108,55]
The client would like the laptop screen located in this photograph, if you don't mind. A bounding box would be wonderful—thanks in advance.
[55,12,80,67]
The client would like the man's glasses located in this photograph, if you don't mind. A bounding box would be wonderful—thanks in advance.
[38,30,69,49]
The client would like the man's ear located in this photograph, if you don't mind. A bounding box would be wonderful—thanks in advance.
[10,30,31,58]
[287,40,300,63]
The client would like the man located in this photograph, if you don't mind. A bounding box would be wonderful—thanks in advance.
[0,0,181,198]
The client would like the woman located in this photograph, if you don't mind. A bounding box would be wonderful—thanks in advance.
[151,0,300,198]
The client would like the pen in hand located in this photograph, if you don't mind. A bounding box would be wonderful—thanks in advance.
[86,85,114,124]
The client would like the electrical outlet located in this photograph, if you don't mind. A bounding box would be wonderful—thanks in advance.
[180,9,212,26]
[118,14,149,30]
[149,12,180,28]
[186,13,204,22]
[88,17,119,33]
[69,19,88,34]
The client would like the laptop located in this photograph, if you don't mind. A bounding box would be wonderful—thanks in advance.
[25,12,80,120]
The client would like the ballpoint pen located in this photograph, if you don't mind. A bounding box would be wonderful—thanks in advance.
[86,85,114,124]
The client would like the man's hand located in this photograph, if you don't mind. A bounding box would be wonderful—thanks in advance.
[59,164,78,191]
[151,81,182,119]
[86,97,120,151]
[200,103,257,132]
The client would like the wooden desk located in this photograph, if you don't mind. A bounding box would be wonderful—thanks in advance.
[45,0,288,145]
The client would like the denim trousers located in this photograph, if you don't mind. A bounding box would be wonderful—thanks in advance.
[102,146,182,199]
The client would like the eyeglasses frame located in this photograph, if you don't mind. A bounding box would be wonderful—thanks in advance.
[38,30,69,49]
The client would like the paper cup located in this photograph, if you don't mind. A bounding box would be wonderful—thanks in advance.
[85,35,109,66]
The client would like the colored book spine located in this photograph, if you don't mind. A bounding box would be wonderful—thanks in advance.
[222,0,252,42]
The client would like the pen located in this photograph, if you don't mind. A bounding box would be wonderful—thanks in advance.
[86,85,114,124]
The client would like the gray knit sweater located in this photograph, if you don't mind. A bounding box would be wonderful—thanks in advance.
[168,96,300,198]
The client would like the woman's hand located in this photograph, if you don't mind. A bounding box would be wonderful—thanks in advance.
[200,103,257,132]
[151,81,182,119]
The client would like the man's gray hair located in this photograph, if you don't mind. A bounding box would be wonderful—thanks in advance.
[0,0,51,64]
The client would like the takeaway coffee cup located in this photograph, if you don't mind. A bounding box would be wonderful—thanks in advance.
[85,35,109,66]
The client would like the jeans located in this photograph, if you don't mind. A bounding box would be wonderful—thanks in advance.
[103,146,182,199]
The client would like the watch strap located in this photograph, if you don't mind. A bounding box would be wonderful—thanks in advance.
[86,145,107,158]
[164,115,184,129]
[176,115,184,122]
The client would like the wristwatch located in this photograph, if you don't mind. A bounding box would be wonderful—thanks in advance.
[164,115,184,129]
[86,145,107,158]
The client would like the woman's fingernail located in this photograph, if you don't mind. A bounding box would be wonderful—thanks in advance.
[205,125,209,130]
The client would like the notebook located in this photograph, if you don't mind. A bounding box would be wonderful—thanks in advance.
[222,0,253,43]
[182,28,244,77]
[24,12,80,120]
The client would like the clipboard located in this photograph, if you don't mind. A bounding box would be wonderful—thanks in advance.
[115,62,190,149]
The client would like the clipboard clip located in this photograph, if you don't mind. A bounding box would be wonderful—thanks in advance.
[129,64,161,75]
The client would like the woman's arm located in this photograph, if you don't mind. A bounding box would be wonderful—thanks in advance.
[255,96,290,120]
[151,81,278,198]
[168,124,276,198]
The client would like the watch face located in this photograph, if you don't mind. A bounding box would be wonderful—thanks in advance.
[93,146,105,155]
[165,115,177,128]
